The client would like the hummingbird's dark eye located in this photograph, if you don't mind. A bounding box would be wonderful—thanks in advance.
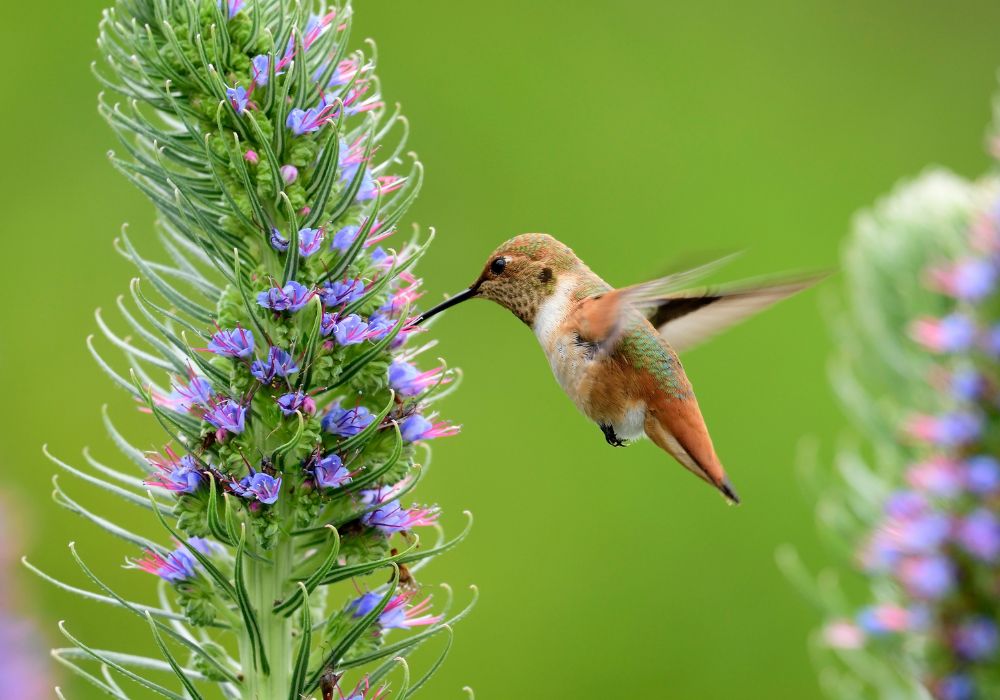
[490,257,507,275]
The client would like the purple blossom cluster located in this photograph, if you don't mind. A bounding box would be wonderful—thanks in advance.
[826,206,1000,699]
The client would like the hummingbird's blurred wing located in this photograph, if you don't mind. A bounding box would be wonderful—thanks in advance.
[632,275,824,352]
[572,273,823,354]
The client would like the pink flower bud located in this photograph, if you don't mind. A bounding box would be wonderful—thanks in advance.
[244,149,259,165]
[280,164,298,184]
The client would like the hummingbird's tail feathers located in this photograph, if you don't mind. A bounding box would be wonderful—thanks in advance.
[643,403,740,505]
[639,273,827,354]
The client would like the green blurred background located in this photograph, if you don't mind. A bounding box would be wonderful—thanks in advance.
[4,1,1000,697]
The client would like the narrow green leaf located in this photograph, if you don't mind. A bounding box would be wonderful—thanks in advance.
[58,621,186,700]
[234,523,270,674]
[274,526,340,616]
[44,444,157,510]
[288,582,313,700]
[145,612,206,699]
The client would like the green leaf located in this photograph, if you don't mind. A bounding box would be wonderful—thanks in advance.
[51,649,129,699]
[146,612,206,699]
[53,476,164,551]
[44,444,158,511]
[274,525,340,616]
[234,523,270,673]
[288,582,313,700]
[58,621,187,700]
[205,473,236,546]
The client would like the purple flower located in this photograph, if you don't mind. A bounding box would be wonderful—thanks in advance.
[226,85,249,114]
[370,247,393,269]
[350,592,383,618]
[400,413,459,442]
[251,55,269,85]
[965,455,1000,494]
[314,453,352,488]
[937,675,975,700]
[389,360,444,397]
[286,103,336,135]
[906,459,963,499]
[161,376,214,412]
[953,616,999,660]
[331,225,360,252]
[907,412,983,447]
[350,591,441,630]
[911,313,977,353]
[356,168,377,201]
[257,280,312,312]
[208,327,254,358]
[233,472,282,505]
[361,499,439,535]
[932,257,998,300]
[204,400,247,434]
[985,323,1000,357]
[280,164,298,184]
[321,312,339,336]
[321,401,374,437]
[898,555,955,600]
[276,390,310,416]
[270,227,290,252]
[188,537,222,557]
[330,313,370,345]
[137,547,197,582]
[146,453,202,493]
[956,508,1000,562]
[950,368,985,401]
[856,604,926,635]
[298,227,324,257]
[884,491,928,519]
[365,313,394,341]
[250,346,299,383]
[322,278,366,307]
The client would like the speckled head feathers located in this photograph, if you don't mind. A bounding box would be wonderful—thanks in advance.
[470,233,584,324]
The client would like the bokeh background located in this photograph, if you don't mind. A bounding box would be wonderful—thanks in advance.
[4,1,1000,697]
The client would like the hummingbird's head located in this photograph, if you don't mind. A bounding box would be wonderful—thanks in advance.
[416,233,581,325]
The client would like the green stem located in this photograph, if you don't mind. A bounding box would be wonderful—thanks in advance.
[242,529,294,699]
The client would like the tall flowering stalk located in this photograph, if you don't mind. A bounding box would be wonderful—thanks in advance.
[781,169,1000,700]
[25,1,474,697]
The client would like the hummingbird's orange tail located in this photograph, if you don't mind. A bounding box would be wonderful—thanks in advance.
[644,400,740,505]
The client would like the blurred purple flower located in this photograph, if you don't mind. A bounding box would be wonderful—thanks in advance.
[911,314,977,353]
[955,509,1000,562]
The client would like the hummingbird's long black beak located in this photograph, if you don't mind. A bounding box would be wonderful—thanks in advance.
[413,286,478,325]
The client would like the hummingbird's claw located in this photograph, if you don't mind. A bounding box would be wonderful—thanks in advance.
[600,424,627,447]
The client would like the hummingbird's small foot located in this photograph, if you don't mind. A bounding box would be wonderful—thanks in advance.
[600,423,627,447]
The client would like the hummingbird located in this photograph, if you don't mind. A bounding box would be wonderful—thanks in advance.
[415,233,820,504]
